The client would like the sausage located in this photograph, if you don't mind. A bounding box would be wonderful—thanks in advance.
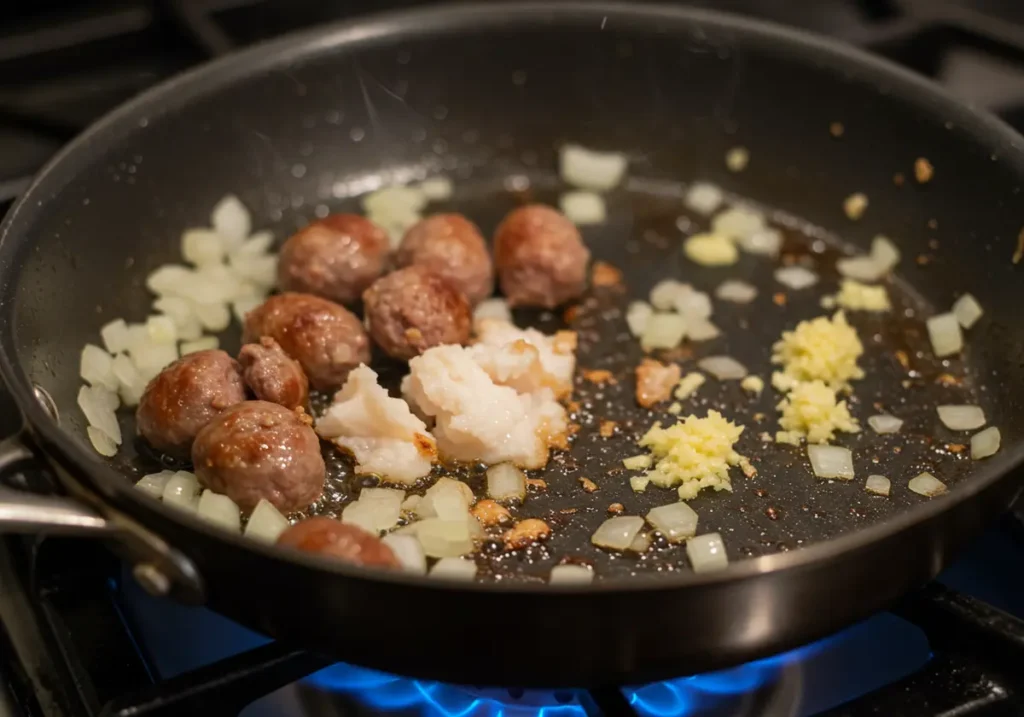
[276,517,400,568]
[243,292,370,390]
[135,350,246,459]
[396,214,494,305]
[192,400,325,513]
[362,265,471,361]
[493,204,590,308]
[238,337,309,410]
[277,213,389,306]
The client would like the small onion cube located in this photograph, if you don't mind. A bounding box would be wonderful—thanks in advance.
[623,455,652,471]
[416,479,472,520]
[591,516,645,551]
[560,191,606,225]
[673,289,712,322]
[362,185,428,218]
[649,280,687,311]
[686,319,720,342]
[182,228,226,266]
[245,499,290,543]
[711,207,765,240]
[429,557,478,581]
[738,228,783,257]
[130,342,178,381]
[807,445,855,480]
[870,235,901,271]
[715,280,757,304]
[100,319,131,354]
[135,471,174,499]
[629,475,650,493]
[87,426,117,457]
[549,564,594,585]
[775,266,819,290]
[640,313,687,351]
[473,298,512,327]
[197,490,242,532]
[80,344,118,391]
[162,471,200,511]
[952,293,983,329]
[77,385,122,444]
[927,313,963,358]
[629,531,652,553]
[419,176,453,201]
[686,532,729,573]
[683,182,724,216]
[146,315,178,345]
[382,534,427,574]
[181,337,219,355]
[909,472,947,497]
[559,144,628,191]
[211,194,251,245]
[867,414,903,434]
[626,301,653,337]
[698,356,747,380]
[342,496,402,534]
[146,264,196,297]
[865,475,891,496]
[970,427,1001,460]
[192,302,231,332]
[229,254,277,289]
[937,405,986,431]
[232,230,274,258]
[486,463,526,503]
[646,502,699,542]
[417,518,474,558]
[836,256,886,283]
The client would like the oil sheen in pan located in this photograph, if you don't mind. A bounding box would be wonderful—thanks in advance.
[138,175,983,584]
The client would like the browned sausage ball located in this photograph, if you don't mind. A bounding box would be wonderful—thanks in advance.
[396,214,494,305]
[276,517,400,568]
[277,214,389,305]
[238,337,309,410]
[493,204,591,308]
[362,265,471,361]
[243,292,370,390]
[192,401,325,513]
[135,350,246,459]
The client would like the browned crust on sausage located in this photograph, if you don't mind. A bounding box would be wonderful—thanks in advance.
[277,517,400,568]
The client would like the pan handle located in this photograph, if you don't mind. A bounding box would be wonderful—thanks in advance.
[0,434,205,604]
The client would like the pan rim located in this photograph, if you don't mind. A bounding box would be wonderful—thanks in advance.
[1,0,1023,595]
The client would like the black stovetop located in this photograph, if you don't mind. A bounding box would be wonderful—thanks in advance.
[2,2,1024,716]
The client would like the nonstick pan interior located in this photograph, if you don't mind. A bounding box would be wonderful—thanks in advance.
[4,4,1024,584]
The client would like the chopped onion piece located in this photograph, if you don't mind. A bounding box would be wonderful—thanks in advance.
[382,534,428,574]
[416,478,472,520]
[559,144,627,191]
[473,298,512,327]
[193,302,231,332]
[867,414,903,434]
[591,516,644,551]
[560,191,606,225]
[343,488,405,533]
[807,445,855,480]
[684,182,723,216]
[673,289,712,322]
[775,266,819,290]
[629,531,652,553]
[77,385,121,444]
[937,405,986,431]
[429,557,477,581]
[211,194,251,245]
[135,471,174,499]
[419,176,453,201]
[971,426,1001,460]
[686,319,720,342]
[871,236,900,271]
[952,293,983,329]
[865,475,891,496]
[146,315,178,345]
[836,256,886,283]
[80,344,118,391]
[640,313,687,351]
[649,280,686,311]
[686,532,729,573]
[162,471,200,511]
[181,337,219,355]
[112,354,145,407]
[697,356,747,380]
[623,455,652,471]
[87,426,117,457]
[146,264,195,296]
[401,494,422,513]
[197,490,242,532]
[711,207,765,240]
[486,463,526,502]
[909,472,947,497]
[549,564,594,585]
[231,230,274,258]
[626,301,653,337]
[100,319,131,354]
[182,228,226,266]
[738,228,782,257]
[715,280,757,304]
[245,499,289,543]
[130,342,178,382]
[416,518,474,558]
[927,313,963,358]
[646,502,698,542]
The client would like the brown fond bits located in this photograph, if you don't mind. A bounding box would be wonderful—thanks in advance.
[607,503,625,514]
[503,519,551,549]
[471,499,512,527]
[599,419,618,438]
[526,478,548,491]
[927,218,939,230]
[582,369,617,385]
[914,157,934,183]
[893,172,905,186]
[916,254,932,266]
[1014,226,1024,264]
[936,373,962,387]
[591,261,624,288]
[829,121,844,137]
[894,350,911,370]
[773,292,787,306]
[563,304,580,323]
[946,443,966,454]
[578,477,599,493]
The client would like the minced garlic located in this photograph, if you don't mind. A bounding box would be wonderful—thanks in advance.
[684,233,739,266]
[834,279,890,312]
[776,380,860,444]
[740,375,764,396]
[674,372,706,400]
[638,410,746,500]
[775,430,802,446]
[771,312,864,390]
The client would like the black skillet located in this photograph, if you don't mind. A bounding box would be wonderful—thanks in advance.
[0,2,1023,688]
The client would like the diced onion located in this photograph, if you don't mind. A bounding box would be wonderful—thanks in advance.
[80,344,119,391]
[775,266,819,290]
[623,455,652,471]
[673,289,712,322]
[100,319,131,354]
[181,337,219,355]
[927,313,963,358]
[738,228,782,257]
[640,313,687,351]
[909,472,947,497]
[419,177,453,201]
[629,475,650,492]
[686,319,721,342]
[836,256,886,283]
[697,356,747,380]
[162,471,200,511]
[971,426,1001,460]
[867,414,903,434]
[549,564,594,585]
[87,426,117,457]
[865,475,891,496]
[683,182,723,216]
[645,502,699,542]
[130,342,179,382]
[626,301,653,337]
[112,354,145,407]
[686,532,729,573]
[559,144,627,191]
[416,518,475,558]
[232,298,262,324]
[231,230,274,258]
[473,298,512,327]
[182,228,226,266]
[560,191,607,225]
[952,293,983,329]
[211,194,251,245]
[684,233,739,266]
[429,557,478,581]
[807,445,855,480]
[591,516,645,551]
[135,471,174,499]
[416,478,472,520]
[629,531,652,553]
[401,494,422,512]
[146,264,195,296]
[715,280,757,304]
[382,534,428,574]
[193,302,231,332]
[146,315,178,345]
[197,490,242,532]
[711,207,765,240]
[937,405,986,431]
[77,385,121,444]
[342,488,405,533]
[245,499,289,543]
[649,280,686,311]
[486,463,526,503]
[871,236,901,272]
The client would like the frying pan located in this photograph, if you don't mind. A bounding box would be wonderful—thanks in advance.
[1,1,1023,688]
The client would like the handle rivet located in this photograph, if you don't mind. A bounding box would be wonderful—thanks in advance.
[133,562,171,596]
